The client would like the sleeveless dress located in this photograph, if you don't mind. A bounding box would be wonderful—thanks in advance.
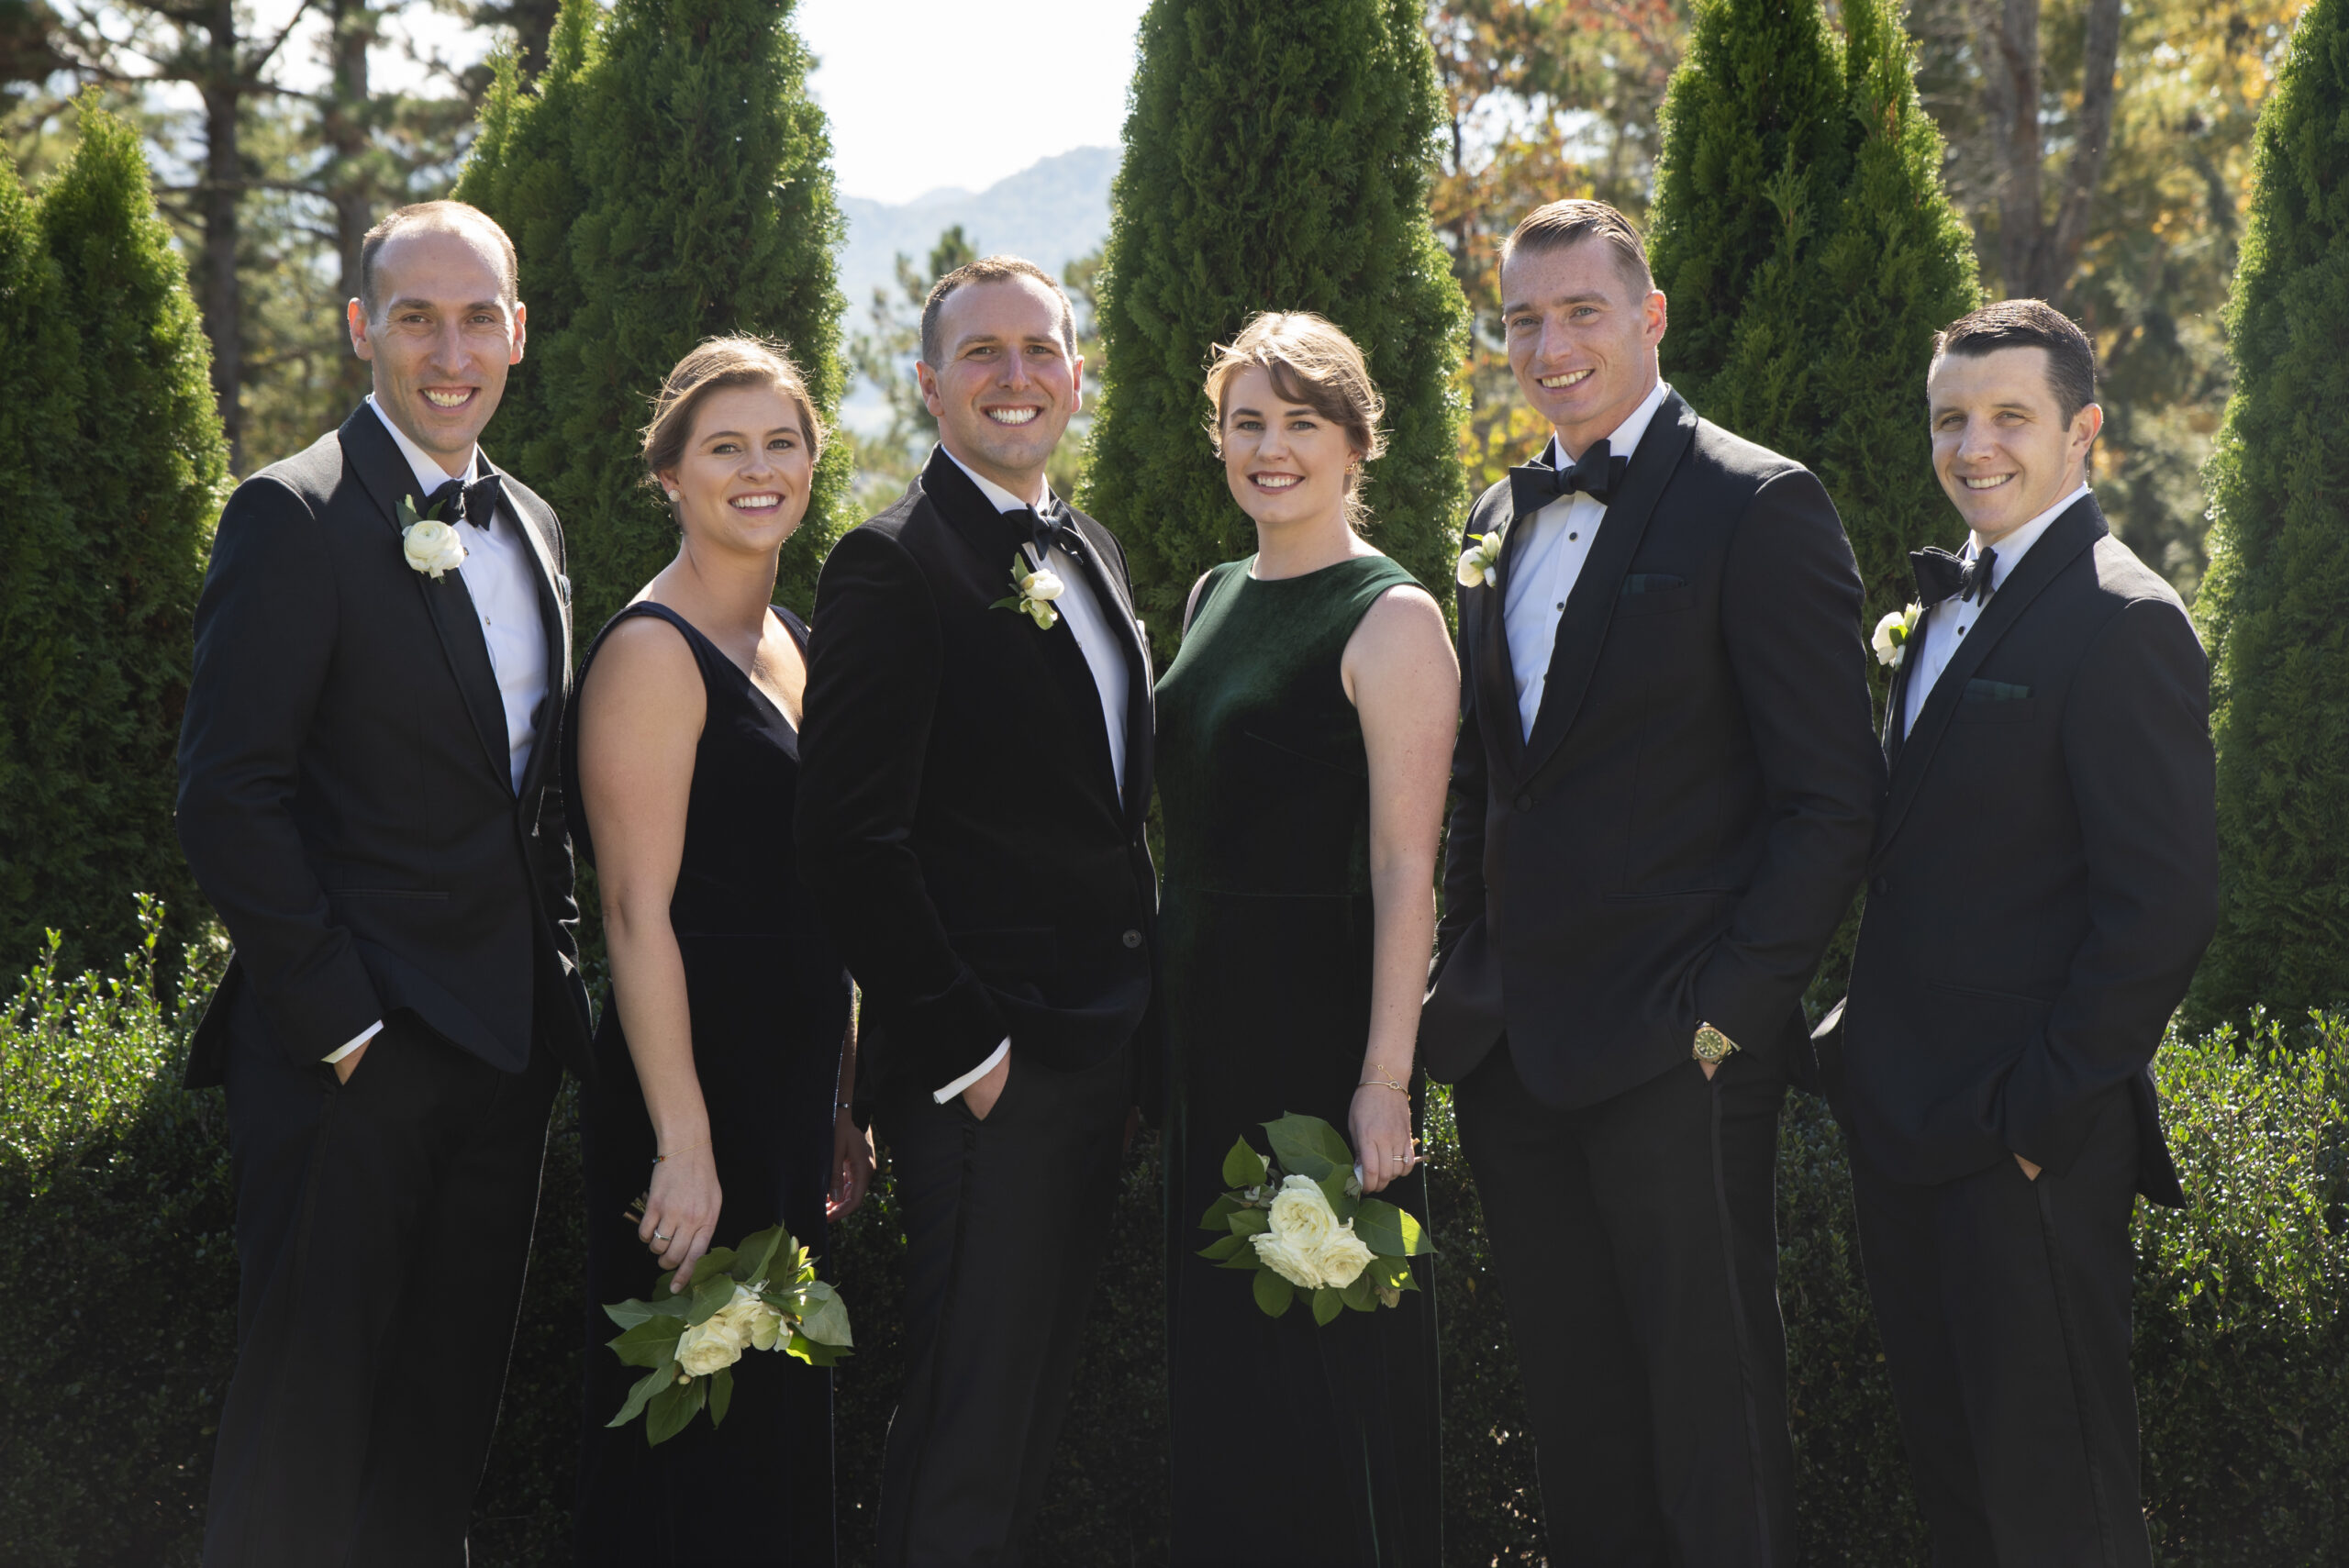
[1154,554,1443,1567]
[569,601,852,1568]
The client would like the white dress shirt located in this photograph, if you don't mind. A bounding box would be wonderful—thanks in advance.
[328,398,552,1065]
[1502,378,1673,740]
[1900,482,2088,739]
[931,447,1135,1103]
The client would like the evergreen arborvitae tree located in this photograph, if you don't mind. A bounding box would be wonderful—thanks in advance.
[1650,0,1980,649]
[2187,0,2349,1026]
[455,0,849,636]
[1647,0,1979,1015]
[0,96,228,975]
[1085,0,1469,656]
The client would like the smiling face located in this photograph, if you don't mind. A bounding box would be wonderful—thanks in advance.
[1219,365,1363,533]
[917,274,1080,502]
[348,224,524,474]
[1927,346,2102,543]
[1500,238,1665,457]
[658,383,814,557]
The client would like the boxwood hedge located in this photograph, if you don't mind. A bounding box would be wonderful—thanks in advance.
[6,905,2343,1565]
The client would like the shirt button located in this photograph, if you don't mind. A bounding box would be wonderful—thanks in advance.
[1568,532,1579,541]
[1121,929,1142,950]
[1515,793,1534,811]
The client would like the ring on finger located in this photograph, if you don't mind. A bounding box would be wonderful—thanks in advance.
[652,1229,674,1243]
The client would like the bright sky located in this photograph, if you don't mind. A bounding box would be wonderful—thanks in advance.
[796,0,1149,203]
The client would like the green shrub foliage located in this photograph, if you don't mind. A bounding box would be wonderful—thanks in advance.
[0,98,227,979]
[1649,0,1980,670]
[452,0,850,638]
[1084,0,1470,661]
[2187,0,2349,1028]
[9,909,2345,1565]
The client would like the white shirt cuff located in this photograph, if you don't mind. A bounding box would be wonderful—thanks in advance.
[934,1039,1010,1104]
[322,1019,384,1064]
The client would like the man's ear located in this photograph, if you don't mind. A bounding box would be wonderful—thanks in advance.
[348,299,374,361]
[916,359,944,418]
[510,301,528,363]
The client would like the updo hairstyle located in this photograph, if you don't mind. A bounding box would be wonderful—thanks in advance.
[1203,312,1387,528]
[640,335,827,498]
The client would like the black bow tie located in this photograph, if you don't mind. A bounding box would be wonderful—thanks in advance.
[1911,545,1997,608]
[1015,499,1082,564]
[1508,439,1629,517]
[425,473,505,533]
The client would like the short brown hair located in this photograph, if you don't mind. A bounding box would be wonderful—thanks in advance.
[919,255,1078,369]
[640,335,827,488]
[1932,299,2099,422]
[1204,312,1387,529]
[359,200,519,318]
[1501,199,1654,295]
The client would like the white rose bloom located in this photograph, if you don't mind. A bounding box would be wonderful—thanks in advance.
[1265,1173,1341,1255]
[1310,1224,1376,1289]
[402,517,467,580]
[1456,550,1486,589]
[674,1304,751,1376]
[1870,609,1906,667]
[1251,1229,1325,1290]
[1022,568,1066,602]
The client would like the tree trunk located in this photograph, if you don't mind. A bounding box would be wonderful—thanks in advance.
[325,0,377,408]
[1971,0,2121,302]
[198,0,242,471]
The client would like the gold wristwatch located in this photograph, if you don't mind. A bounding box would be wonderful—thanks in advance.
[1692,1022,1740,1065]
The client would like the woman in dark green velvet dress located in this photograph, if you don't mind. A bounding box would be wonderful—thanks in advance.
[1155,314,1460,1566]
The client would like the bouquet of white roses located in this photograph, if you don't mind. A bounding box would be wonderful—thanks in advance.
[601,1224,852,1445]
[1197,1113,1434,1325]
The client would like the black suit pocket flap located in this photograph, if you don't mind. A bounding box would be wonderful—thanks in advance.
[1613,574,1694,617]
[1964,678,2031,702]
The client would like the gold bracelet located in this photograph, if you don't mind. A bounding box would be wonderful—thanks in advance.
[651,1139,707,1167]
[1357,1075,1409,1095]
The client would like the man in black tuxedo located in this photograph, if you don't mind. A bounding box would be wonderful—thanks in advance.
[176,201,590,1566]
[1421,199,1883,1564]
[1829,300,2216,1567]
[794,256,1154,1567]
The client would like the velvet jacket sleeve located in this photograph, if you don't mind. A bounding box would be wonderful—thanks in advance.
[175,477,382,1062]
[793,525,1009,1092]
[1694,467,1886,1051]
[1433,636,1489,981]
[1998,598,2216,1173]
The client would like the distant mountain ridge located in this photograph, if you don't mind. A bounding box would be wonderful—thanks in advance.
[836,145,1117,314]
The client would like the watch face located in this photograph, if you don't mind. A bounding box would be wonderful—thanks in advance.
[1694,1026,1735,1062]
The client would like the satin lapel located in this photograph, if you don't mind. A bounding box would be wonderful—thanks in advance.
[1520,394,1698,782]
[341,406,515,791]
[1877,497,2109,852]
[1070,509,1154,825]
[488,459,573,804]
[1470,492,1530,779]
[1882,644,1914,772]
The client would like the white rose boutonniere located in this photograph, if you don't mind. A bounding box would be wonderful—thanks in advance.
[396,494,468,581]
[1199,1113,1434,1326]
[1456,525,1506,589]
[1872,602,1924,668]
[990,550,1065,629]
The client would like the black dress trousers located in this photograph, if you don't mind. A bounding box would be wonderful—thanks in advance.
[872,1041,1132,1568]
[1853,1094,2149,1568]
[205,999,561,1568]
[1453,1040,1795,1567]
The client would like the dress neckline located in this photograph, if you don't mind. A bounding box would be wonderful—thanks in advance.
[624,600,805,733]
[1241,551,1403,585]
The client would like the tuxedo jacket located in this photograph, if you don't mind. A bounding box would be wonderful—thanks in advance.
[176,404,594,1088]
[1835,495,2213,1203]
[1421,390,1885,1107]
[794,448,1158,1099]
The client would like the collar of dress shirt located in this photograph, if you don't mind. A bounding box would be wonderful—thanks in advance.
[940,443,1051,516]
[1537,376,1674,474]
[368,393,480,498]
[1966,481,2089,590]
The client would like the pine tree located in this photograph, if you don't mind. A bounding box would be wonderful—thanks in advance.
[1085,0,1470,656]
[0,96,228,975]
[1650,0,1980,643]
[454,0,849,638]
[2186,0,2349,1026]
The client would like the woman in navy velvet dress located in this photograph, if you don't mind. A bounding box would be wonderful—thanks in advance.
[568,339,872,1567]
